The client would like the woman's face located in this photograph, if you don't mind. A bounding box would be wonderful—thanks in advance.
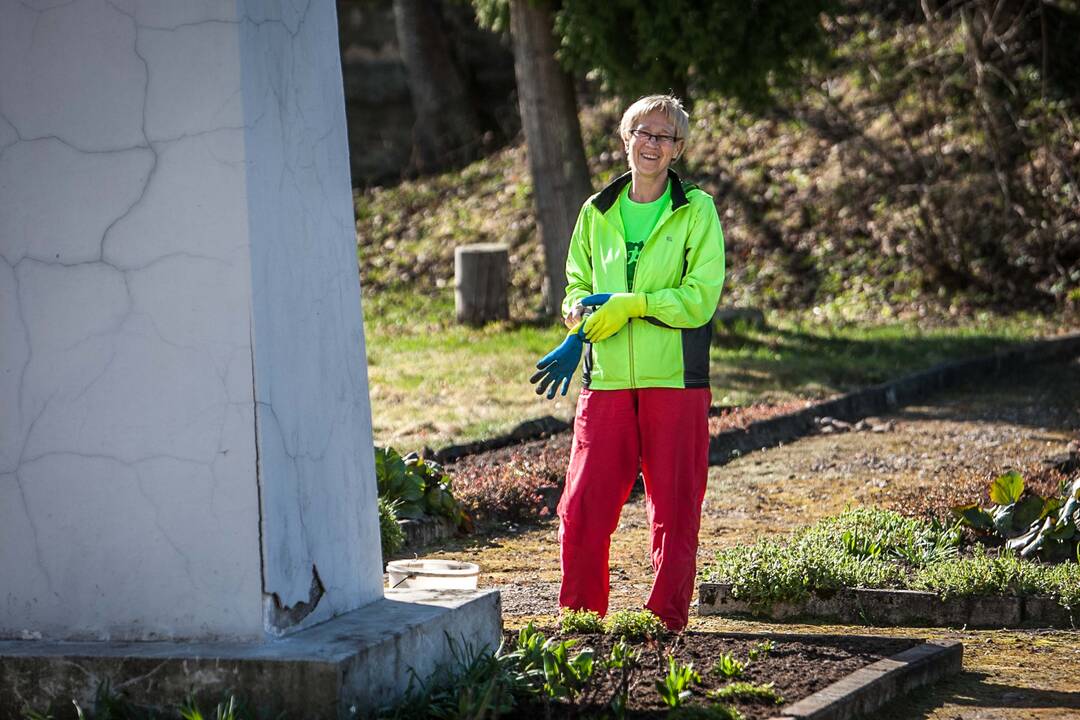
[624,109,684,181]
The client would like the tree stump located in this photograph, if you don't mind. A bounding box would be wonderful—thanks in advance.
[455,243,509,325]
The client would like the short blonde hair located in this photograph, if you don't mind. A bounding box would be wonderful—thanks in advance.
[619,95,690,146]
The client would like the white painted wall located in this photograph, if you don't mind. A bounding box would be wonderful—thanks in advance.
[0,0,381,641]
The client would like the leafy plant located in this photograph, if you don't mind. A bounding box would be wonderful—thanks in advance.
[602,639,641,719]
[746,640,775,663]
[379,636,520,719]
[540,638,595,701]
[656,656,701,708]
[710,652,745,679]
[375,446,466,527]
[379,496,406,557]
[559,608,605,633]
[709,681,784,704]
[180,695,247,720]
[841,529,883,559]
[953,472,1080,561]
[603,609,668,640]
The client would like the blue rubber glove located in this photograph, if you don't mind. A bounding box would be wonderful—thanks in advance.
[530,322,586,399]
[580,293,612,308]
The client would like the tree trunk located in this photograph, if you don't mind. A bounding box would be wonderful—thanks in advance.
[509,0,592,318]
[455,244,509,326]
[393,0,480,173]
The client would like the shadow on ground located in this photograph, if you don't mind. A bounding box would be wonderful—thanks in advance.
[711,324,1034,397]
[880,672,1080,718]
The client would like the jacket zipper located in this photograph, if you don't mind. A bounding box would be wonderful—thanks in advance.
[612,190,688,390]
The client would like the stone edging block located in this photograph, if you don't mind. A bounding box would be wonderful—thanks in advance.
[699,583,1077,629]
[398,515,456,548]
[768,637,963,720]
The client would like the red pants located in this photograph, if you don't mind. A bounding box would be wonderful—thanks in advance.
[557,387,711,631]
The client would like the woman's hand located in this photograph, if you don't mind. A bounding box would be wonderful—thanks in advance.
[564,293,613,330]
[564,304,586,329]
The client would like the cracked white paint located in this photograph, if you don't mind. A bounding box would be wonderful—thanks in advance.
[0,0,381,641]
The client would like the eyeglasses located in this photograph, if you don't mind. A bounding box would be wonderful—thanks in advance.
[630,128,680,146]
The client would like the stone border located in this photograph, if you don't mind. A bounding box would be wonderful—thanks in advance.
[433,415,570,464]
[398,515,457,549]
[427,332,1080,467]
[768,636,963,720]
[699,583,1077,629]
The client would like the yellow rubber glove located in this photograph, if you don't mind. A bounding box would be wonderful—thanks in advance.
[582,293,647,342]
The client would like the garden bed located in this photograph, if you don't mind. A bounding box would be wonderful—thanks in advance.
[392,625,959,720]
[699,508,1080,630]
[511,631,919,719]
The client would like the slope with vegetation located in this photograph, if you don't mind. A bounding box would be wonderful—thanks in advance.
[357,2,1080,321]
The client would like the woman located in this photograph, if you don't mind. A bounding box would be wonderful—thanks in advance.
[557,94,725,631]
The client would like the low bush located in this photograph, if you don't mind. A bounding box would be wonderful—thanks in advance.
[953,471,1080,562]
[379,497,405,557]
[375,446,466,527]
[603,609,668,640]
[559,608,604,634]
[704,507,1079,609]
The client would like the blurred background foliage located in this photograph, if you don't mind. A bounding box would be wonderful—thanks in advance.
[346,0,1080,315]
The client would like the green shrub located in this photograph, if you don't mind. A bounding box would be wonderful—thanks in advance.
[710,653,744,679]
[704,507,1079,609]
[603,609,668,640]
[709,681,784,704]
[379,496,405,557]
[746,640,775,663]
[953,472,1080,562]
[559,608,605,633]
[375,446,466,527]
[655,656,700,708]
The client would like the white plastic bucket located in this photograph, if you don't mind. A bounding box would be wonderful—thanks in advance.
[386,559,480,590]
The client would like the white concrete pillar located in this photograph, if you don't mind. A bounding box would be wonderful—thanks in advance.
[0,0,382,641]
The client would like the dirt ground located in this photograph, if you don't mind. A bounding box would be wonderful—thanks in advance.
[427,356,1080,718]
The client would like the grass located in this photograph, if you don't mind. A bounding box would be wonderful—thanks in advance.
[362,286,1063,450]
[702,508,1080,609]
[709,681,784,705]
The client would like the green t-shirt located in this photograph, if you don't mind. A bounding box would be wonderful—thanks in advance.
[618,181,671,289]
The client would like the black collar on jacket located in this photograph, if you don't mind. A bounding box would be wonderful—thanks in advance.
[591,168,691,214]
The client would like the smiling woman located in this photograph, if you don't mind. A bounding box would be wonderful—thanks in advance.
[541,94,726,632]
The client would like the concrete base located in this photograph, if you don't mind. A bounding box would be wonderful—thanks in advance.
[0,589,501,719]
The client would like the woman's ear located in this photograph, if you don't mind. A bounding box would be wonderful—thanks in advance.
[673,139,685,162]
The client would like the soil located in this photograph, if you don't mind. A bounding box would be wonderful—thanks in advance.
[426,356,1080,718]
[504,629,914,719]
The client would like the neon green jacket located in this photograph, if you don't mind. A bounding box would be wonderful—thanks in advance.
[562,170,725,390]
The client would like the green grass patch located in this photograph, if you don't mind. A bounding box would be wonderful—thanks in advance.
[702,508,1080,609]
[363,286,1057,449]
